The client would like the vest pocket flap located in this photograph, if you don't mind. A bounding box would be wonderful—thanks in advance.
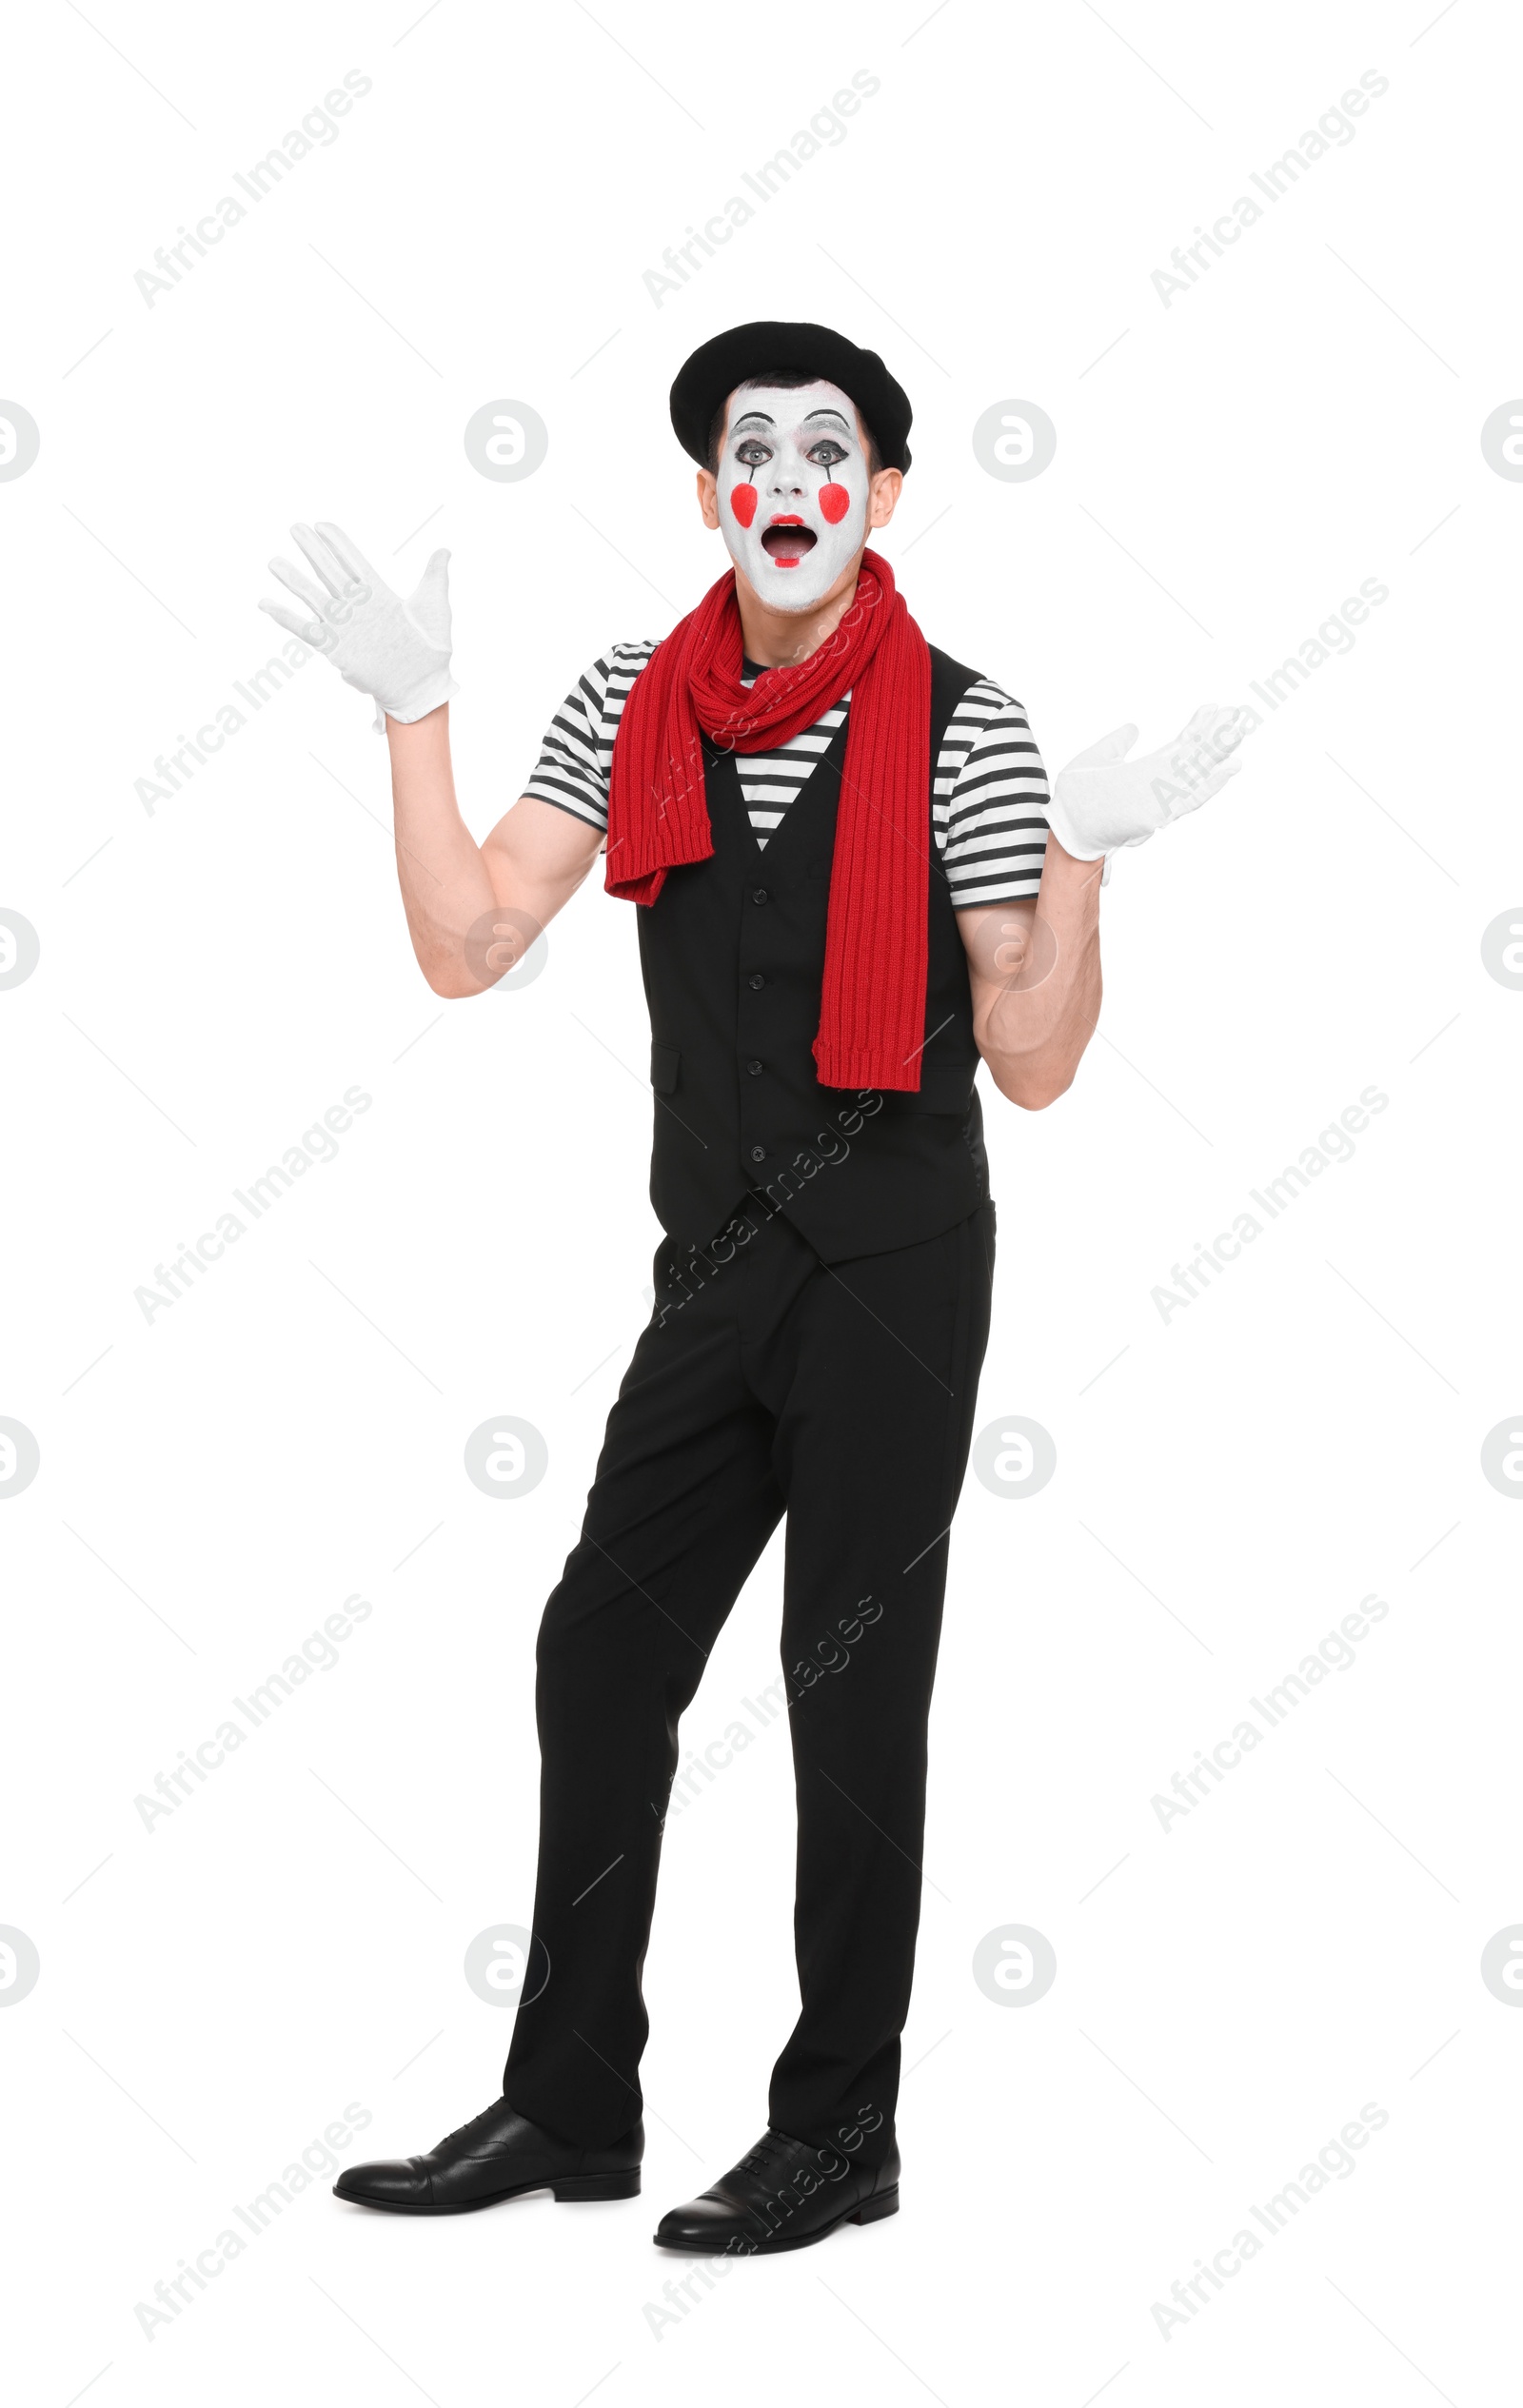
[900,1066,976,1115]
[650,1042,681,1095]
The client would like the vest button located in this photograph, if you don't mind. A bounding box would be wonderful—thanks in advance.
[750,887,769,904]
[749,1145,766,1163]
[747,1058,763,1076]
[748,974,765,990]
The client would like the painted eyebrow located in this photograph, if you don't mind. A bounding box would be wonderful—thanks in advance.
[729,408,854,435]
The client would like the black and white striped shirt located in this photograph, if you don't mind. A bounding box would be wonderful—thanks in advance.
[524,642,1052,906]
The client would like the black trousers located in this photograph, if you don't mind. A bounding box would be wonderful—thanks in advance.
[503,1194,996,2169]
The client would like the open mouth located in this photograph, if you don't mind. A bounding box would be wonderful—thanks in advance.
[761,517,818,567]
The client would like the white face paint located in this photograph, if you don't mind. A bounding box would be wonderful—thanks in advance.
[715,379,872,614]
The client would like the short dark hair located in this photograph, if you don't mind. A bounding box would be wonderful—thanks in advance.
[704,366,883,478]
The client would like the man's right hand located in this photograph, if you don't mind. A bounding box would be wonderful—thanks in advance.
[258,521,458,727]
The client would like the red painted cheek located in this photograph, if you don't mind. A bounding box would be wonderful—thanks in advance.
[729,484,758,528]
[819,483,851,524]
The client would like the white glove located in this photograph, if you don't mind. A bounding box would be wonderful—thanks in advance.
[1046,704,1248,872]
[258,522,457,729]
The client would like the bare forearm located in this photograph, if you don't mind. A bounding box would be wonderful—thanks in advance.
[385,706,500,993]
[975,839,1103,1107]
[385,708,601,997]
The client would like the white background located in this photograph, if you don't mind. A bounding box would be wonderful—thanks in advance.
[3,0,1519,2400]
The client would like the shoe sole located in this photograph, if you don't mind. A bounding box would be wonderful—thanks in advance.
[653,2182,899,2254]
[333,2169,642,2214]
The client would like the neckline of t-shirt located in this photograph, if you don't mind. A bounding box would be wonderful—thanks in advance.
[740,656,852,704]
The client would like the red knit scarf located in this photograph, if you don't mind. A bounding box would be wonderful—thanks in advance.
[604,549,931,1092]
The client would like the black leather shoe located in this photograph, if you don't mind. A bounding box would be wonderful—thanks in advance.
[654,2127,900,2254]
[334,2097,643,2214]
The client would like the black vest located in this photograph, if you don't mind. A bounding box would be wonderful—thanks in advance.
[636,645,990,1264]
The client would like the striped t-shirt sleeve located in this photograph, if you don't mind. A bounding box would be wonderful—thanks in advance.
[521,641,659,834]
[936,679,1052,907]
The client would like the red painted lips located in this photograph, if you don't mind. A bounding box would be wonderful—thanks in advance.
[761,513,816,567]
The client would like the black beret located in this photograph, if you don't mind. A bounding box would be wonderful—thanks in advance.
[670,320,913,474]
